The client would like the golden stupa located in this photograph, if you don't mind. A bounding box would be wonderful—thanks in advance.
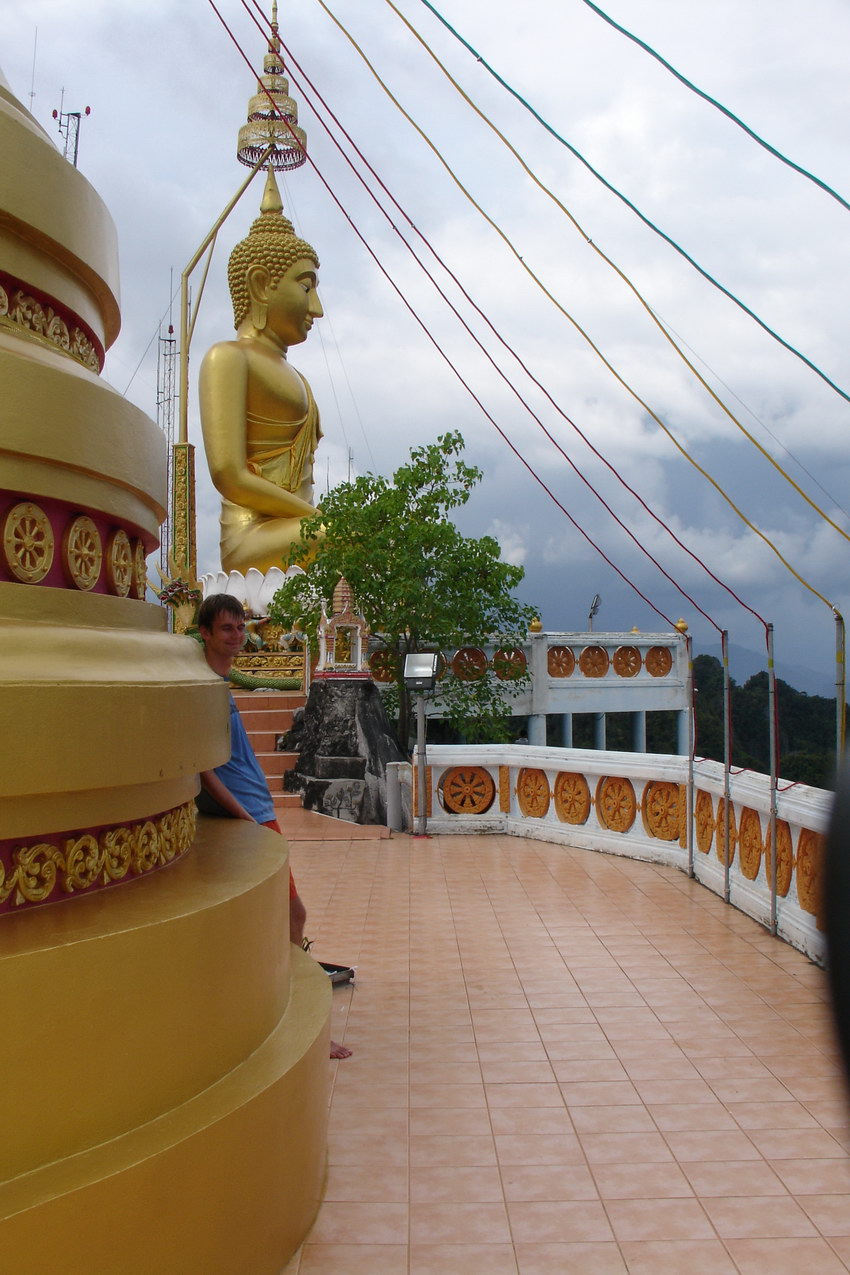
[0,67,330,1272]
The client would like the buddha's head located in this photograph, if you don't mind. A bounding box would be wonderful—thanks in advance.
[228,170,319,332]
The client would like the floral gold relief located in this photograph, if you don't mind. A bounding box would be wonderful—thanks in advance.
[0,276,102,371]
[0,803,196,912]
[499,766,511,813]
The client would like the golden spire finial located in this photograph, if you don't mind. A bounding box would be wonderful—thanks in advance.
[236,1,307,171]
[260,166,283,215]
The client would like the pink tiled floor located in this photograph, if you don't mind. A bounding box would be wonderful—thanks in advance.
[282,826,849,1274]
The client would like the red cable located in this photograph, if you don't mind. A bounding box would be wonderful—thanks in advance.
[248,3,771,639]
[206,0,689,628]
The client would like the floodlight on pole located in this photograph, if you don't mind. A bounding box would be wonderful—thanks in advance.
[403,652,439,837]
[588,594,601,632]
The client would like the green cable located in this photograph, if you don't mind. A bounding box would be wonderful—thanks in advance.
[416,0,850,406]
[578,0,850,214]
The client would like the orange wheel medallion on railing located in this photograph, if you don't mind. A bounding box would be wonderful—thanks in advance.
[645,646,673,677]
[613,646,642,678]
[595,776,636,832]
[796,828,825,918]
[579,645,609,678]
[641,781,680,840]
[451,647,488,681]
[738,808,763,880]
[493,647,527,680]
[547,645,575,678]
[553,772,590,824]
[715,798,737,866]
[695,790,714,853]
[517,768,550,817]
[369,650,397,682]
[765,820,793,897]
[441,766,495,814]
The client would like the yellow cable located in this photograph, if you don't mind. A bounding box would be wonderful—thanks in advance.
[312,0,841,612]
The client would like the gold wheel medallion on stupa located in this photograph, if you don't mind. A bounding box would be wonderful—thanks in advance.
[106,529,133,596]
[553,771,591,824]
[3,501,54,583]
[547,645,575,678]
[596,776,636,832]
[517,768,550,817]
[63,515,102,590]
[132,538,147,600]
[441,766,495,814]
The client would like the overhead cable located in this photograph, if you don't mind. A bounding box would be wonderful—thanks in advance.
[270,17,774,638]
[384,0,850,548]
[309,0,845,612]
[576,0,850,214]
[209,0,683,630]
[413,0,850,408]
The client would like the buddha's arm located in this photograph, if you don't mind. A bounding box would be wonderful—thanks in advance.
[199,343,317,519]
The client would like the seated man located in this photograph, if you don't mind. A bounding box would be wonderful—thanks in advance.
[197,592,351,1060]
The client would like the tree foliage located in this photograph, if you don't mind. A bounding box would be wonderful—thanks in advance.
[268,432,537,745]
[693,654,842,787]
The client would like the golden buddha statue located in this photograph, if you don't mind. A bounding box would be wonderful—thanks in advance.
[200,169,323,575]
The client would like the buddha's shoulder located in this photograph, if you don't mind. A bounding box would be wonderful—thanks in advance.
[200,339,249,372]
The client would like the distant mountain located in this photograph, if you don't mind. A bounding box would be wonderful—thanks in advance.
[699,640,839,700]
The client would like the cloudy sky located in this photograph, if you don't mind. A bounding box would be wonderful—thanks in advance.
[4,0,849,692]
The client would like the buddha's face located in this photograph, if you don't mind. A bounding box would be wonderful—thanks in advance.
[263,256,323,348]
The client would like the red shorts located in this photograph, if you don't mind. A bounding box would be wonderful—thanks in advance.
[261,818,298,900]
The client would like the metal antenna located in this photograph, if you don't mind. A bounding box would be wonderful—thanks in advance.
[156,279,178,579]
[28,28,38,110]
[52,91,91,167]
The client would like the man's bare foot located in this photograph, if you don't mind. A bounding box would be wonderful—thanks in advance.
[330,1040,352,1059]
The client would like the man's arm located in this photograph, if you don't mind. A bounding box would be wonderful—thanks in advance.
[199,769,255,821]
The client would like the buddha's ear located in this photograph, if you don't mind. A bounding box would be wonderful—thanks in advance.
[246,265,270,331]
[246,264,271,301]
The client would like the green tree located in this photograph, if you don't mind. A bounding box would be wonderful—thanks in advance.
[268,432,537,747]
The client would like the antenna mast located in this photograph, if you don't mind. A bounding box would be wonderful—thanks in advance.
[52,90,91,167]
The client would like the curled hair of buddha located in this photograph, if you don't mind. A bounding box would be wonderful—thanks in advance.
[228,209,319,329]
